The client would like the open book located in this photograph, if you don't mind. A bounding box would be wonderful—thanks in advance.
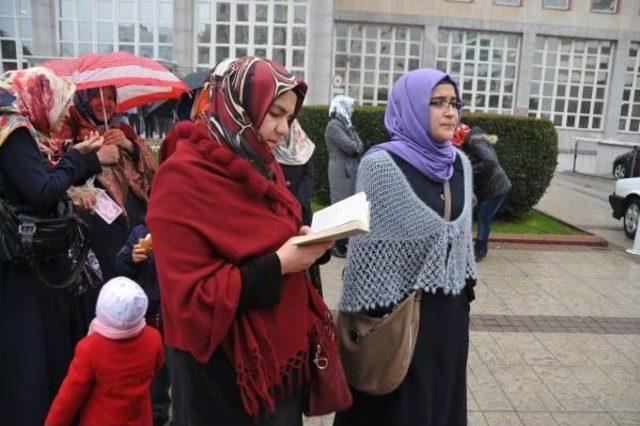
[291,192,370,246]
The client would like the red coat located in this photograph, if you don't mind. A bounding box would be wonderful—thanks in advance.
[45,326,164,426]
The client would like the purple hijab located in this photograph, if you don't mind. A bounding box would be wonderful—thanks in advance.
[369,68,460,183]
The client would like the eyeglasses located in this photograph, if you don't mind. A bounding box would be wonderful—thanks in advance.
[429,99,463,111]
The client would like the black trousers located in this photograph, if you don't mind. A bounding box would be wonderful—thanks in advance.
[151,347,171,426]
[167,347,303,426]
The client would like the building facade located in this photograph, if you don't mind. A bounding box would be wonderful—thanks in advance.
[2,0,639,167]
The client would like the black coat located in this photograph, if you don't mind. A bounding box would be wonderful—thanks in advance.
[115,223,160,315]
[462,127,512,203]
[280,162,329,295]
[0,127,101,425]
[281,162,314,226]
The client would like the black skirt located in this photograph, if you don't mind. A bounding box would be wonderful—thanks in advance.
[334,290,470,426]
[167,347,304,426]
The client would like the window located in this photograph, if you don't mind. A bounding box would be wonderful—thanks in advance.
[332,22,423,105]
[195,0,308,79]
[436,29,519,114]
[529,36,613,130]
[591,0,617,13]
[619,42,640,133]
[57,0,173,60]
[542,0,570,10]
[0,0,31,72]
[494,0,521,5]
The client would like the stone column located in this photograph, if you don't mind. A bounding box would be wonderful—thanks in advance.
[31,0,57,58]
[305,0,333,104]
[422,16,439,69]
[172,0,194,77]
[514,31,535,116]
[603,36,631,139]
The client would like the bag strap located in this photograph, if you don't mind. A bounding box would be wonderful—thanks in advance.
[443,180,452,221]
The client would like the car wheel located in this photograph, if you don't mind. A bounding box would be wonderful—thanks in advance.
[623,199,639,239]
[613,163,628,180]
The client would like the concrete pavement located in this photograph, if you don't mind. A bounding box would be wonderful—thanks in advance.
[304,173,640,425]
[306,245,640,426]
[535,172,632,250]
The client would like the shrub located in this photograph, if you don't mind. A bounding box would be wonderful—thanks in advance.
[297,106,558,216]
[461,113,558,216]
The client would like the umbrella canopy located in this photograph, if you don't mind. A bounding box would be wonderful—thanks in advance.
[43,52,189,112]
[145,70,208,116]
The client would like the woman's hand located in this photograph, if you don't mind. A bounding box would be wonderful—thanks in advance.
[72,131,103,154]
[104,129,135,153]
[276,226,334,275]
[132,243,149,264]
[70,191,97,213]
[96,145,120,165]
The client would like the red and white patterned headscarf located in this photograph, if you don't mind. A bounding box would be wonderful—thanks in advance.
[0,67,75,164]
[193,57,307,176]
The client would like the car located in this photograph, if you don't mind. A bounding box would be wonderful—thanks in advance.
[609,177,640,238]
[612,146,640,180]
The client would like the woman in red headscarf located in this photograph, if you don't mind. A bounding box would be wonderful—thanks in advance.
[148,58,342,424]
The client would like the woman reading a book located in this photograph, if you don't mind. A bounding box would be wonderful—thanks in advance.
[147,58,342,425]
[335,68,478,425]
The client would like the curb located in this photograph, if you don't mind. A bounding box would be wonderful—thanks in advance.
[478,233,608,247]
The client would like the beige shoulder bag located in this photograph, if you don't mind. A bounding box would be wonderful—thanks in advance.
[338,290,422,395]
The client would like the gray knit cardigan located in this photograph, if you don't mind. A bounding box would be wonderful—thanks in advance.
[338,150,478,313]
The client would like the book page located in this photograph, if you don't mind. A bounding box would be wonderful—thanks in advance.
[311,192,368,232]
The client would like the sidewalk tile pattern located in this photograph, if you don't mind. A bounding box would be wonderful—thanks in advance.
[305,245,640,425]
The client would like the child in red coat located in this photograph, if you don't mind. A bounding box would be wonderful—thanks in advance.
[45,277,164,426]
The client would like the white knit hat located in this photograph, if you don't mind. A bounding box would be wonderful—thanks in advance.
[89,277,148,340]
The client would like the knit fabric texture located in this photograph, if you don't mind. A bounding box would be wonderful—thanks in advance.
[90,276,148,340]
[339,150,478,313]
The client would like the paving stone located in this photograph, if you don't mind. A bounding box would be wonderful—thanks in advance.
[518,412,559,426]
[472,383,514,411]
[544,383,607,412]
[551,412,617,426]
[468,411,488,426]
[483,411,524,426]
[504,391,548,412]
[610,411,640,424]
[533,365,580,385]
[588,383,640,412]
[599,364,640,384]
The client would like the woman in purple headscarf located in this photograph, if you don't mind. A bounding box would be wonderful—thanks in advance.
[335,69,478,425]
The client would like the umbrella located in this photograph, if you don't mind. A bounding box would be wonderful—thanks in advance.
[145,71,209,119]
[182,70,209,90]
[146,70,208,115]
[43,52,189,113]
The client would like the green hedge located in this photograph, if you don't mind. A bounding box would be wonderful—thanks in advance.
[297,106,558,216]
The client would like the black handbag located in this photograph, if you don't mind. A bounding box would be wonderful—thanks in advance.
[0,197,90,290]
